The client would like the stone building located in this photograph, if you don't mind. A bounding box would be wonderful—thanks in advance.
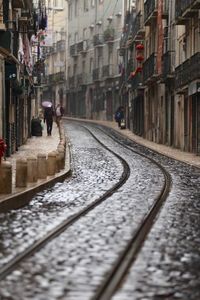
[41,0,68,108]
[174,0,200,153]
[65,0,128,120]
[0,0,35,155]
[121,0,200,154]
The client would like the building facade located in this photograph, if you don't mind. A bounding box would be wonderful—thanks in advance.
[41,0,68,108]
[0,0,35,156]
[66,0,129,121]
[121,0,200,154]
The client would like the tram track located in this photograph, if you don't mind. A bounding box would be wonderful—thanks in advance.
[0,126,130,281]
[0,122,172,300]
[68,121,172,300]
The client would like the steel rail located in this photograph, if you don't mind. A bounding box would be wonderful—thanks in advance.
[85,124,172,300]
[0,126,130,281]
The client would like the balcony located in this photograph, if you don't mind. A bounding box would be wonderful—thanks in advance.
[54,71,65,82]
[175,0,200,24]
[175,52,200,90]
[57,40,65,52]
[70,44,78,57]
[119,37,126,56]
[132,11,145,41]
[12,0,24,8]
[77,40,88,54]
[93,34,104,47]
[103,28,115,44]
[47,72,65,84]
[143,53,158,83]
[162,51,175,82]
[52,43,57,54]
[102,64,120,79]
[77,73,87,86]
[144,0,158,26]
[93,68,101,81]
[131,72,144,90]
[69,76,75,89]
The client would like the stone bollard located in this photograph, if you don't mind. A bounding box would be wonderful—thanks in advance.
[47,151,57,176]
[57,147,65,169]
[27,156,38,183]
[58,145,65,160]
[0,161,12,194]
[55,151,60,173]
[37,153,47,179]
[16,158,27,187]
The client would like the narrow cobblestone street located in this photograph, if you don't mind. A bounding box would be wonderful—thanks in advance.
[0,121,199,299]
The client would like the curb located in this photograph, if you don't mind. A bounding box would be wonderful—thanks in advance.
[0,122,72,213]
[0,169,72,213]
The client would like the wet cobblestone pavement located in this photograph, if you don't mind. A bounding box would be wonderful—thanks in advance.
[105,128,200,300]
[0,122,164,299]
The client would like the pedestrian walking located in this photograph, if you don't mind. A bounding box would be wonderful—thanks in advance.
[115,106,125,128]
[55,103,64,127]
[44,106,54,136]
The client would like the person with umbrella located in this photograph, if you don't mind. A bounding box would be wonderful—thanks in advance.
[43,102,54,136]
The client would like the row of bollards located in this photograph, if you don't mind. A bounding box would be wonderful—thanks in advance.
[0,126,67,195]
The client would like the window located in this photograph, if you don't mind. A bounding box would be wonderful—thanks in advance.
[68,66,71,77]
[68,4,72,20]
[82,61,86,73]
[68,35,71,47]
[90,58,93,73]
[75,0,78,17]
[73,64,77,76]
[83,28,87,40]
[74,32,78,43]
[84,0,89,11]
[53,0,63,8]
[194,26,199,53]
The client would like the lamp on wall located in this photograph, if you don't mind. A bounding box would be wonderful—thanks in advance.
[115,12,122,17]
[96,21,102,26]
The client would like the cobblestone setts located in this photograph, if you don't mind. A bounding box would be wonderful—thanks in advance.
[0,123,164,299]
[0,120,200,299]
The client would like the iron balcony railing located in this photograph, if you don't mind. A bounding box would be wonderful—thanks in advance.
[47,72,65,84]
[77,40,88,53]
[102,64,120,79]
[70,44,78,57]
[131,72,143,90]
[175,0,200,23]
[57,40,65,52]
[76,73,88,86]
[175,0,190,19]
[143,52,157,83]
[93,34,104,47]
[69,76,75,88]
[144,0,158,25]
[175,52,200,89]
[93,68,102,81]
[54,71,65,82]
[162,51,175,80]
[132,11,145,40]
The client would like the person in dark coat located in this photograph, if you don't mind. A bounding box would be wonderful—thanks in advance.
[44,106,54,136]
[115,106,124,128]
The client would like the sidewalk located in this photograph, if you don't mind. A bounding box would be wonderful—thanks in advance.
[0,121,71,212]
[66,117,200,169]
